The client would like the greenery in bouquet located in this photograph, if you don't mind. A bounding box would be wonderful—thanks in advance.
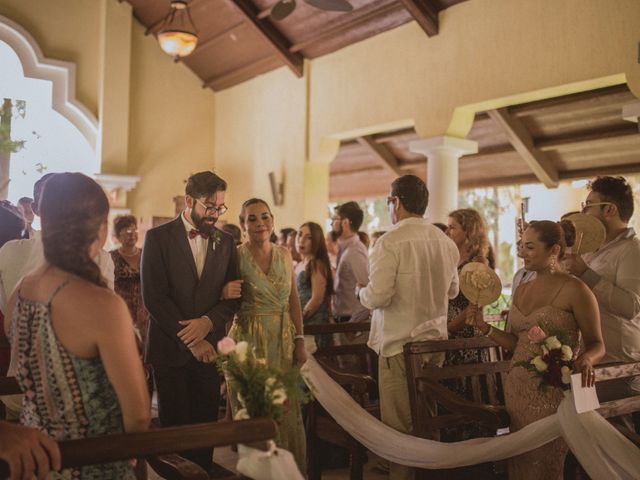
[216,336,311,423]
[515,323,576,391]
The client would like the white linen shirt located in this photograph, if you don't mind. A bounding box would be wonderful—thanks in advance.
[581,228,640,363]
[0,231,114,313]
[181,212,208,278]
[360,217,460,357]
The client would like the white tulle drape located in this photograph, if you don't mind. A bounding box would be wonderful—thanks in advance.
[296,356,640,480]
[235,356,639,479]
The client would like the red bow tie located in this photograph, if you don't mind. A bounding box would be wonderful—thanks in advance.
[188,229,209,240]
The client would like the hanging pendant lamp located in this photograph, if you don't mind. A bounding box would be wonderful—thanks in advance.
[157,0,199,59]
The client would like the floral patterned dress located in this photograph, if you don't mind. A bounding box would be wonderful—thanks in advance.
[11,278,134,479]
[228,244,306,473]
[110,250,149,351]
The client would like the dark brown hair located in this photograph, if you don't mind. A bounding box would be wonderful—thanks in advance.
[391,174,428,215]
[40,173,109,287]
[335,201,364,232]
[113,214,137,236]
[238,198,272,225]
[588,176,634,222]
[185,171,227,199]
[527,219,576,260]
[300,222,333,296]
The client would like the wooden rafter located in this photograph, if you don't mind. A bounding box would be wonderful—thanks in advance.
[203,56,280,91]
[487,108,559,188]
[356,136,403,176]
[226,0,304,77]
[176,22,245,63]
[398,0,439,37]
[290,0,403,54]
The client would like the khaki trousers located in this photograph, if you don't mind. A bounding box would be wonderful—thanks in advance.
[378,351,444,480]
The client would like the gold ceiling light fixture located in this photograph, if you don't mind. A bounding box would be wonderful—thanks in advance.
[157,0,199,59]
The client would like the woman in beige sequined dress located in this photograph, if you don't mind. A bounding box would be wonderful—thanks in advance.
[223,198,307,473]
[469,220,604,479]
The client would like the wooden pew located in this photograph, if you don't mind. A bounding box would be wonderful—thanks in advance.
[404,338,640,479]
[404,337,510,480]
[0,418,277,480]
[304,322,377,480]
[0,376,277,479]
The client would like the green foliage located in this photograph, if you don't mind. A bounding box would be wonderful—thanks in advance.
[216,341,311,422]
[0,122,25,154]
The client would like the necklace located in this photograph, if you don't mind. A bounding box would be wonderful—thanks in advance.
[118,248,140,258]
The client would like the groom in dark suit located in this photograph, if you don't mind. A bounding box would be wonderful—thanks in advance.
[141,171,240,472]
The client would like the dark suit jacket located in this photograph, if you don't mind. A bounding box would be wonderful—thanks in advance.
[141,216,240,367]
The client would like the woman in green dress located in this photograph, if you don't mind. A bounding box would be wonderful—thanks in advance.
[224,198,307,472]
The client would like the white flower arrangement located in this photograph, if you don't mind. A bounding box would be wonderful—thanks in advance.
[216,336,310,423]
[516,323,577,390]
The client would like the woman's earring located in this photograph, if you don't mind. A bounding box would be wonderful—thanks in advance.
[550,255,556,275]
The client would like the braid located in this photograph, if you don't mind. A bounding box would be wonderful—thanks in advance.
[40,173,109,288]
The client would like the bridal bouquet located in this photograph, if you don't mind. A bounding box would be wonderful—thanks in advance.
[216,337,310,422]
[515,324,576,390]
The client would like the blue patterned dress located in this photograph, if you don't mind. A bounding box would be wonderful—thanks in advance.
[10,278,135,479]
[296,268,331,348]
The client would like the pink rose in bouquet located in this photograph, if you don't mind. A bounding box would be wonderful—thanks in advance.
[217,336,237,355]
[527,325,547,343]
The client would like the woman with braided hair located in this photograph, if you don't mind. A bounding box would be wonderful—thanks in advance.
[4,173,150,479]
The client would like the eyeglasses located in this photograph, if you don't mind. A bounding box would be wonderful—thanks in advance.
[386,196,397,205]
[195,198,228,216]
[581,201,613,212]
[331,216,341,222]
[123,228,138,235]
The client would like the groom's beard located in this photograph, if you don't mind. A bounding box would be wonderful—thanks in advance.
[191,209,217,235]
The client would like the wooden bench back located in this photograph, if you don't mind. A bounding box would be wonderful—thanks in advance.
[0,376,276,479]
[404,337,510,440]
[306,322,376,380]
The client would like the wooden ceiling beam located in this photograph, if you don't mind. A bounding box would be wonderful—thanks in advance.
[487,108,559,188]
[397,0,439,37]
[176,21,245,63]
[289,0,403,53]
[356,136,404,176]
[226,0,303,77]
[203,56,280,91]
[536,125,640,153]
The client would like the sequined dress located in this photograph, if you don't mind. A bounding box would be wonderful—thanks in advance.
[504,304,581,479]
[10,279,134,479]
[228,244,306,472]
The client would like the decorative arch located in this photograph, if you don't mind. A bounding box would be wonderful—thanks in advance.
[0,15,98,150]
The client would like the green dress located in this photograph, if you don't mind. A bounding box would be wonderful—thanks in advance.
[228,244,306,472]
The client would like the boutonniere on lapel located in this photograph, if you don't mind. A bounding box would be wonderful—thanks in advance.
[212,230,222,252]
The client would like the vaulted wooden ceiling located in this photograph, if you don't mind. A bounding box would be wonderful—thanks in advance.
[125,0,467,91]
[329,85,640,200]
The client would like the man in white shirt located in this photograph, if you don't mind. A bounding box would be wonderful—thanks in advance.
[360,175,459,480]
[565,176,640,399]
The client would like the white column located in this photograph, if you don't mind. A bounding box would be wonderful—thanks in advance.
[409,136,478,224]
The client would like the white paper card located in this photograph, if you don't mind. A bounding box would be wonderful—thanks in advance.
[570,373,600,413]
